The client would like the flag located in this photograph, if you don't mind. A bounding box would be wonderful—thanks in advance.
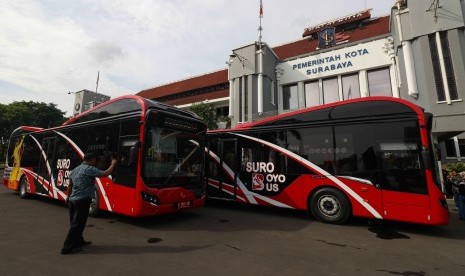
[259,0,263,18]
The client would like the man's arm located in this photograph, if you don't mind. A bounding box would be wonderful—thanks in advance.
[101,158,118,177]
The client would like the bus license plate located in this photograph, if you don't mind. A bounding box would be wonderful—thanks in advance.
[177,201,191,209]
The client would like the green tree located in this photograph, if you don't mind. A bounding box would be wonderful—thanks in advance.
[0,101,67,161]
[444,161,465,173]
[189,102,217,130]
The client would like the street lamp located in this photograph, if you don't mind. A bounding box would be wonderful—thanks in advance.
[229,53,247,68]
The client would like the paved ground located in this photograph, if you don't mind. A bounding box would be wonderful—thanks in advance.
[0,182,464,276]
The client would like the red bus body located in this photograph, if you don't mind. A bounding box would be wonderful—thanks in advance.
[2,95,207,217]
[206,97,449,225]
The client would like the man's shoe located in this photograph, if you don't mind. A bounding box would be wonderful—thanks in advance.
[79,240,92,247]
[61,247,82,255]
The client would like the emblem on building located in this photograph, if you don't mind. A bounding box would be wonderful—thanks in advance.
[318,27,336,48]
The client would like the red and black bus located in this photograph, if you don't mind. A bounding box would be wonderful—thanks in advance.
[2,95,207,217]
[206,97,449,225]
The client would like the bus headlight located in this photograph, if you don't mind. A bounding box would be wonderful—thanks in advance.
[141,192,159,205]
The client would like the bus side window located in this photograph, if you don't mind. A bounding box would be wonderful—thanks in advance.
[299,127,334,174]
[20,136,40,168]
[259,131,301,174]
[67,128,87,168]
[333,124,380,184]
[85,122,120,170]
[238,135,261,171]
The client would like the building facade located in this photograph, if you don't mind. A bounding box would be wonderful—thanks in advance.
[390,0,465,162]
[136,2,465,162]
[72,89,111,116]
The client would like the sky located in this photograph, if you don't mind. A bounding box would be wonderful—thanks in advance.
[0,0,395,116]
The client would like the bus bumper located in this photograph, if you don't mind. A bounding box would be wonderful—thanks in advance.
[136,195,205,216]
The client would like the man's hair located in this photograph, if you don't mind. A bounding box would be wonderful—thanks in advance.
[83,153,97,162]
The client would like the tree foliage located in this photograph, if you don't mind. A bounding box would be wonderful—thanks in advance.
[444,161,465,173]
[0,101,67,161]
[189,102,218,130]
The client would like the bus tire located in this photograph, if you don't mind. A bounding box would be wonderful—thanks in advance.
[309,187,350,224]
[19,177,30,199]
[89,186,100,218]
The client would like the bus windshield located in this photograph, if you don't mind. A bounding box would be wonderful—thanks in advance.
[143,112,204,188]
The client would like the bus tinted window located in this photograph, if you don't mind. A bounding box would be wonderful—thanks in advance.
[299,127,336,174]
[258,131,301,174]
[296,121,427,194]
[120,118,140,136]
[143,112,204,189]
[21,135,40,168]
[72,99,141,124]
[334,121,426,194]
[371,121,427,194]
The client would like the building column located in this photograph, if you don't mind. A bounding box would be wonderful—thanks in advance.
[359,70,368,97]
[228,79,234,117]
[247,76,253,122]
[402,41,419,98]
[389,65,399,98]
[241,76,246,123]
[298,81,305,108]
[257,48,264,114]
[275,66,284,114]
[383,37,400,98]
[337,75,343,101]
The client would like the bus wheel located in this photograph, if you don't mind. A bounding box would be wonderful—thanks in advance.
[89,187,100,218]
[309,187,350,224]
[19,177,30,199]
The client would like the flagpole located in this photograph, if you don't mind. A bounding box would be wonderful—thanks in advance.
[257,0,264,114]
[258,0,263,46]
[96,71,99,93]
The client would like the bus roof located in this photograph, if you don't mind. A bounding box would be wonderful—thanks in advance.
[222,96,424,132]
[63,95,201,126]
[8,95,203,137]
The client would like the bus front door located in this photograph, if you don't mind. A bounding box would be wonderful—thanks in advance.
[218,139,238,200]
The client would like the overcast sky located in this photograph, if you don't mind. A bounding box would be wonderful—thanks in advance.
[0,0,395,116]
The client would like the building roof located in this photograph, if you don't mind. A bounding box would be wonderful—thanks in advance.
[273,15,390,60]
[137,69,228,100]
[302,9,373,38]
[137,15,390,101]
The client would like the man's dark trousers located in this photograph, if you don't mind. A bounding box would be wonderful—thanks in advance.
[62,198,91,251]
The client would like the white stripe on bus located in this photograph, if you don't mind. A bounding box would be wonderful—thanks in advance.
[207,146,298,208]
[27,135,57,199]
[207,179,246,202]
[231,133,383,219]
[21,168,67,199]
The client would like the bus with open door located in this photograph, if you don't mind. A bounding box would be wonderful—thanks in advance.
[206,97,449,225]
